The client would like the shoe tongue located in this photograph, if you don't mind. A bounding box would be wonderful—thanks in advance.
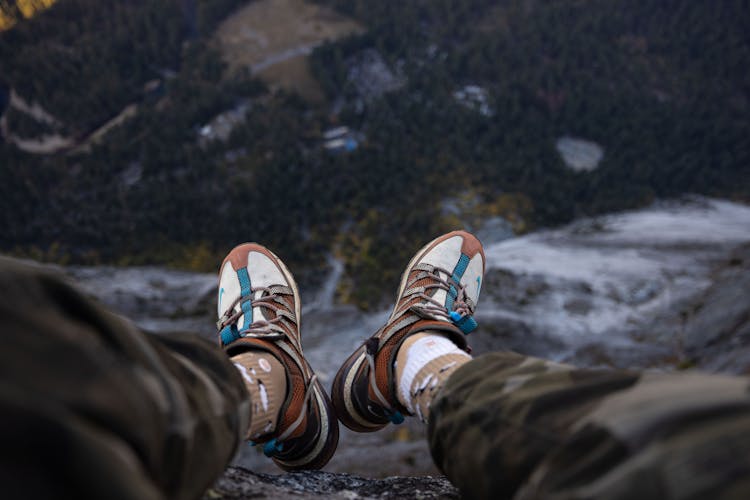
[430,270,450,309]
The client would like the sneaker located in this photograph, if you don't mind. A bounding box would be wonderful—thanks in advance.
[217,243,338,470]
[331,230,484,432]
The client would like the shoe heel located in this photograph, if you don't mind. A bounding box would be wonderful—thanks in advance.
[331,347,390,432]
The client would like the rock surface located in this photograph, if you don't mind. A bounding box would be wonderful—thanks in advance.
[204,467,458,499]
[474,197,750,374]
[555,136,604,171]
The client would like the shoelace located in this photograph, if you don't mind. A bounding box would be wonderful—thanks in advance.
[217,285,296,343]
[217,284,315,457]
[364,262,478,423]
[400,262,477,333]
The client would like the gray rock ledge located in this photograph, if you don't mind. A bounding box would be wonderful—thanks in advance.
[204,467,460,499]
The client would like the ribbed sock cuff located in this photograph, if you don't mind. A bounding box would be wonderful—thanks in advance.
[395,332,472,422]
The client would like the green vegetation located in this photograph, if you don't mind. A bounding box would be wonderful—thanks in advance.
[0,0,748,307]
[1,0,181,133]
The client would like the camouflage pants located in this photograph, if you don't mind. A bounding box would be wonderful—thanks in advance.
[429,352,750,499]
[0,257,249,500]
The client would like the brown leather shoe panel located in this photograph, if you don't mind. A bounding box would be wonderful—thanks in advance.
[221,243,253,271]
[220,243,289,274]
[457,230,485,261]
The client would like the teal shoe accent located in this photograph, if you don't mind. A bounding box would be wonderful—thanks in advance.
[445,253,471,309]
[263,438,284,457]
[237,267,253,330]
[220,324,241,345]
[451,253,470,282]
[446,284,457,310]
[453,314,478,335]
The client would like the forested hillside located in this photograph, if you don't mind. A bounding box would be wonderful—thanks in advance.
[1,0,748,307]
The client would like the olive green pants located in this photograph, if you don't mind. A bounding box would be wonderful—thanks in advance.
[0,257,249,500]
[3,256,750,499]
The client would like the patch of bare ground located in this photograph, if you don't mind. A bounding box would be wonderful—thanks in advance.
[214,0,364,102]
[259,56,325,102]
[0,127,75,154]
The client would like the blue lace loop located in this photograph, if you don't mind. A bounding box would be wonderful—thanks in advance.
[263,438,284,457]
[219,324,241,345]
[449,311,477,334]
[389,410,405,424]
[247,439,284,457]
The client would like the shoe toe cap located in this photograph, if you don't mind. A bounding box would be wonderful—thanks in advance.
[217,244,291,319]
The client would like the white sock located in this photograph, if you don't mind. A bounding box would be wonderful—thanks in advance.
[395,332,472,422]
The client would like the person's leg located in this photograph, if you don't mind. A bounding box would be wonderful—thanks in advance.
[429,352,750,499]
[0,256,249,500]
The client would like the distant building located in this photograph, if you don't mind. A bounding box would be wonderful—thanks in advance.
[323,126,350,141]
[322,126,360,153]
[325,137,359,153]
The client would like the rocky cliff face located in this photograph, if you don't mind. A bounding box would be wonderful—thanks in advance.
[66,196,750,497]
[473,197,750,374]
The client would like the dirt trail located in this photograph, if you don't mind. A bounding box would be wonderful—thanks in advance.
[0,88,139,155]
[71,104,139,154]
[0,91,76,154]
